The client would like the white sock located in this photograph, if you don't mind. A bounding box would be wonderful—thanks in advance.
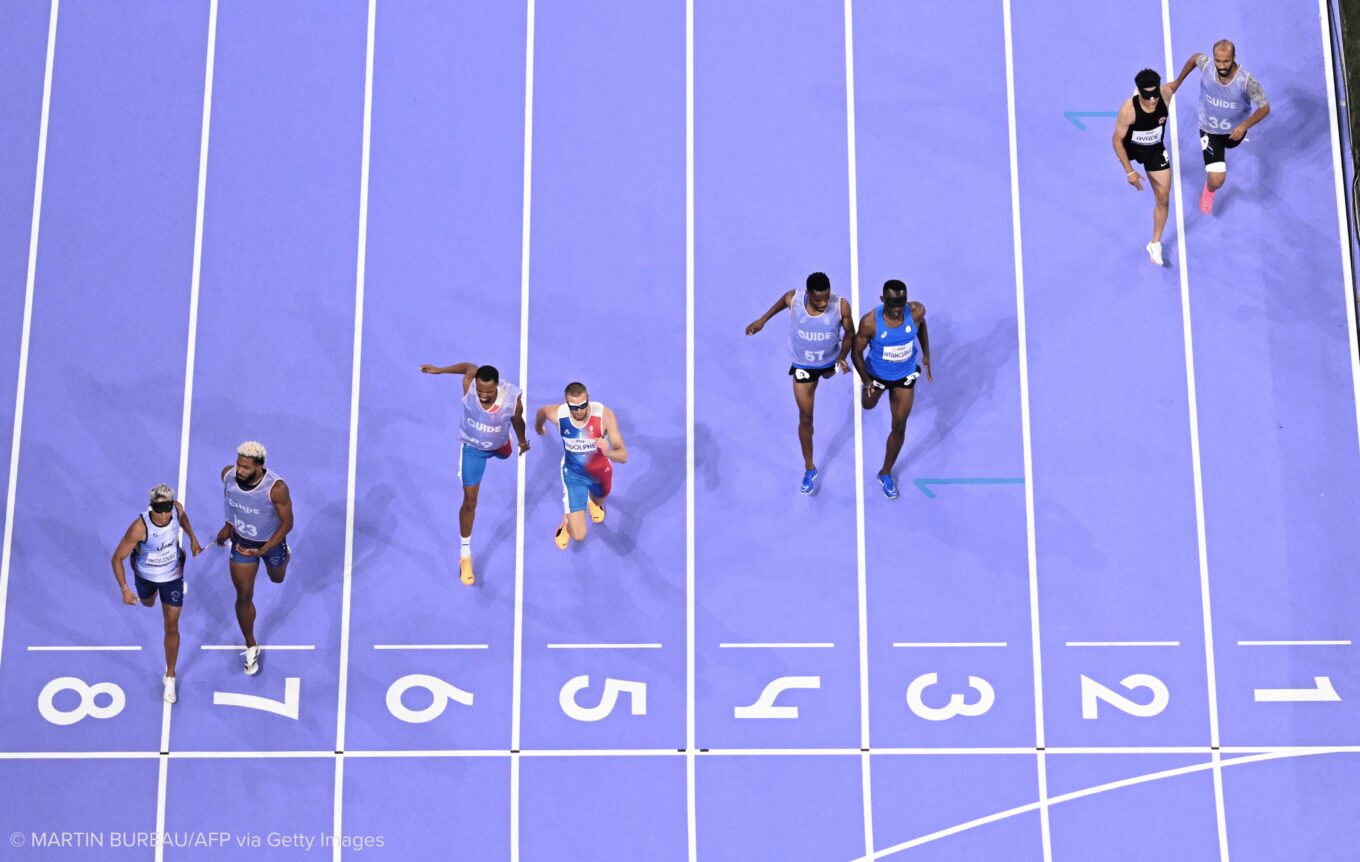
[460,536,471,559]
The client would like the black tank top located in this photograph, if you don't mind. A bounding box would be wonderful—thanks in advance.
[1123,94,1167,150]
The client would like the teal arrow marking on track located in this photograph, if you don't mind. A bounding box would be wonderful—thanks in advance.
[1064,110,1118,130]
[913,478,1025,499]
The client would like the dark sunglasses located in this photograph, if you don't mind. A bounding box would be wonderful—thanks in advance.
[150,501,174,513]
[567,401,590,412]
[884,297,907,308]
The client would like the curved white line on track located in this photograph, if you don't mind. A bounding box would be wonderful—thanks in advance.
[859,748,1350,860]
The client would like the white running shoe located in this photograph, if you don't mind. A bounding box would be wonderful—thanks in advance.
[1146,241,1164,266]
[163,675,177,704]
[243,645,261,676]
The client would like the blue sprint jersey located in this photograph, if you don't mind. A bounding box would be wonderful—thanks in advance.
[865,305,919,380]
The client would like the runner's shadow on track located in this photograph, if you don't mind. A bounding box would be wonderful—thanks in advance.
[1253,86,1337,300]
[595,431,685,559]
[517,430,692,622]
[19,516,154,676]
[1202,87,1339,330]
[692,422,720,490]
[902,314,1018,466]
[252,499,346,648]
[66,367,183,465]
[183,497,346,660]
[818,404,855,482]
[7,438,157,672]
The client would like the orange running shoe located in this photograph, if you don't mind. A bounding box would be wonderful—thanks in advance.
[459,557,475,586]
[554,521,569,550]
[587,497,605,524]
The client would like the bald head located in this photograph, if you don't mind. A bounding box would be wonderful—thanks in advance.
[1211,40,1237,81]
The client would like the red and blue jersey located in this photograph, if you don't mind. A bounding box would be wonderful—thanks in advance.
[557,401,612,484]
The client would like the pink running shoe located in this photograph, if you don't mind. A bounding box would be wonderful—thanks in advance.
[1199,183,1215,214]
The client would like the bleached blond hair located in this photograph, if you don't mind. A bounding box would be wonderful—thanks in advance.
[237,441,267,463]
[149,483,175,502]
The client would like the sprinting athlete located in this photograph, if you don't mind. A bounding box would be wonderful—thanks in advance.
[420,361,529,585]
[534,382,628,549]
[214,441,293,676]
[852,279,932,499]
[111,484,204,704]
[1171,39,1270,214]
[1113,68,1187,266]
[745,271,854,494]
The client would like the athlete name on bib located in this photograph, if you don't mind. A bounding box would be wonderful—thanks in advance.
[565,437,598,455]
[883,342,915,362]
[1132,128,1163,146]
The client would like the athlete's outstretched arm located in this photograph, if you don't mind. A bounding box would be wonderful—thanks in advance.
[512,396,530,454]
[598,407,628,464]
[419,361,478,394]
[1231,77,1269,139]
[214,466,235,545]
[744,290,795,335]
[911,301,932,382]
[1112,100,1143,189]
[111,517,147,605]
[175,502,205,556]
[1171,54,1203,91]
[835,297,855,372]
[238,481,293,558]
[534,405,557,436]
[851,312,876,384]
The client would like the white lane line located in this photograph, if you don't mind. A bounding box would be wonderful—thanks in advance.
[0,0,60,676]
[999,0,1049,856]
[1065,641,1181,647]
[864,749,1341,860]
[1317,0,1360,454]
[892,642,1008,648]
[156,6,218,858]
[546,643,662,650]
[27,645,142,652]
[373,644,490,650]
[684,1,696,859]
[348,749,682,758]
[842,2,873,857]
[1237,640,1352,647]
[2,744,1358,761]
[0,751,164,760]
[332,2,377,859]
[1160,2,1226,856]
[719,642,835,649]
[510,2,536,859]
[199,644,315,651]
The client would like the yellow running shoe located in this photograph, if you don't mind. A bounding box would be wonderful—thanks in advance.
[459,557,475,586]
[587,497,605,524]
[554,522,569,550]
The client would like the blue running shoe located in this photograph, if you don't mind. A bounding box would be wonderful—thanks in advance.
[799,468,818,495]
[877,473,899,499]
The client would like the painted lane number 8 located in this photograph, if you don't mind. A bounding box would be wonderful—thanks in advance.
[38,677,126,726]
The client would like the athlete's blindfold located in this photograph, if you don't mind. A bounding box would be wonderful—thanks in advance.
[150,500,174,514]
[883,296,908,309]
[1138,87,1160,100]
